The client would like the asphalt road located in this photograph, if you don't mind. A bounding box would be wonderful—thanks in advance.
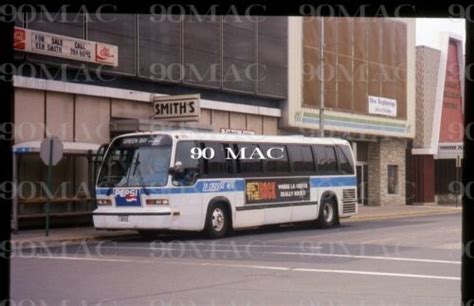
[11,213,462,306]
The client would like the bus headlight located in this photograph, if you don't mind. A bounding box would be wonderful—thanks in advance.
[146,199,169,205]
[97,199,112,206]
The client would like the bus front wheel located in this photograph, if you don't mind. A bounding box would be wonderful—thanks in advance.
[204,203,231,239]
[316,198,339,228]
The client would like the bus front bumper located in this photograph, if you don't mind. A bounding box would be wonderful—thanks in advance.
[93,209,176,230]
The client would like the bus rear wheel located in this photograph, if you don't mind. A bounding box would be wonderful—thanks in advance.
[204,203,231,239]
[316,198,339,228]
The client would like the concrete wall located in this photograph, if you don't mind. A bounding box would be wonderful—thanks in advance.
[368,139,407,206]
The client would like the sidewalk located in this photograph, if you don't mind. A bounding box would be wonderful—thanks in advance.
[10,204,461,245]
[349,204,461,222]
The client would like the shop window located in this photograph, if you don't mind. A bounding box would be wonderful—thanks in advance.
[387,165,399,194]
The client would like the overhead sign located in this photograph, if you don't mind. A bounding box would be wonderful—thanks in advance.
[40,136,63,166]
[220,128,255,135]
[152,94,200,121]
[14,27,118,66]
[368,96,397,117]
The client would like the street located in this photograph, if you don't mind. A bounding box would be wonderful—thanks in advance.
[12,213,461,306]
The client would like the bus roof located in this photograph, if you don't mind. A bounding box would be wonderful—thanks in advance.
[114,130,350,146]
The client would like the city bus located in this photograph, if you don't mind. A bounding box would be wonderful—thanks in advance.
[93,130,357,238]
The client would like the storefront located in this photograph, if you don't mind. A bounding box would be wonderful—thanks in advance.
[411,34,464,205]
[281,17,416,206]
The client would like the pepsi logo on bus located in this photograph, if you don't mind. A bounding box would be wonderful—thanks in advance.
[115,189,141,206]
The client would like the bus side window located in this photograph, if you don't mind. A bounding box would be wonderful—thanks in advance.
[203,142,226,177]
[314,145,338,175]
[336,145,355,175]
[223,143,235,175]
[261,143,289,174]
[288,145,314,174]
[173,141,201,186]
[237,143,262,176]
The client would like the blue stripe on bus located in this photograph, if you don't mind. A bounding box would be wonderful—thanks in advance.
[96,176,356,196]
[310,176,357,187]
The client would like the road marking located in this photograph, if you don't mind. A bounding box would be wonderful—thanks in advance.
[270,251,461,265]
[201,262,290,271]
[15,255,459,281]
[95,245,460,265]
[14,242,323,251]
[293,268,460,281]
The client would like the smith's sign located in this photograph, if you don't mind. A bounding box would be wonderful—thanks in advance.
[152,94,200,121]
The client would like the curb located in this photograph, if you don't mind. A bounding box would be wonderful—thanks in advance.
[12,232,138,246]
[346,209,461,223]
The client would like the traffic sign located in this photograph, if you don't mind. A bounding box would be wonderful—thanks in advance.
[40,136,63,166]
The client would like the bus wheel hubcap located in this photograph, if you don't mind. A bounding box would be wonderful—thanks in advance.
[324,203,334,223]
[212,208,225,232]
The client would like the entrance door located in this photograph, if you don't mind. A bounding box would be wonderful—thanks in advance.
[356,163,368,205]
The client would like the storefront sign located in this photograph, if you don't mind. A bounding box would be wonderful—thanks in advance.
[14,27,118,66]
[152,94,200,121]
[368,96,397,117]
[438,142,463,157]
[220,128,255,135]
[245,178,310,204]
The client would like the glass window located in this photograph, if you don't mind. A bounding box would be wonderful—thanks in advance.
[288,145,314,173]
[388,165,399,194]
[173,141,201,186]
[237,143,262,175]
[314,145,338,175]
[97,135,172,188]
[138,15,181,82]
[336,145,355,174]
[261,144,289,174]
[202,142,227,177]
[183,15,221,88]
[87,14,136,75]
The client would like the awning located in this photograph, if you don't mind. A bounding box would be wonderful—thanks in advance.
[13,141,101,155]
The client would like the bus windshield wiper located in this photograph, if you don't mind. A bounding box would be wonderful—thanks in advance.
[131,153,151,196]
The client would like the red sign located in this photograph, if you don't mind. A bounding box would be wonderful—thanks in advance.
[13,27,26,50]
[439,39,463,143]
[95,43,118,65]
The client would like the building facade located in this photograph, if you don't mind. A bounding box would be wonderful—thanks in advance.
[410,34,464,205]
[282,17,416,206]
[12,14,288,228]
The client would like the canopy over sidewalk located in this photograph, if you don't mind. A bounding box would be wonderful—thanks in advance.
[12,141,102,232]
[13,141,101,155]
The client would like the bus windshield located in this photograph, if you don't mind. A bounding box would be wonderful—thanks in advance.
[97,135,173,188]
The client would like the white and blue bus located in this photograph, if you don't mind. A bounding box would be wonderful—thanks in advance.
[93,131,357,238]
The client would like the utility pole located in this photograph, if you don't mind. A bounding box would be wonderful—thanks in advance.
[319,17,325,137]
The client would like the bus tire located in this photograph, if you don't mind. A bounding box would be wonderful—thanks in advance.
[204,203,231,239]
[316,198,339,228]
